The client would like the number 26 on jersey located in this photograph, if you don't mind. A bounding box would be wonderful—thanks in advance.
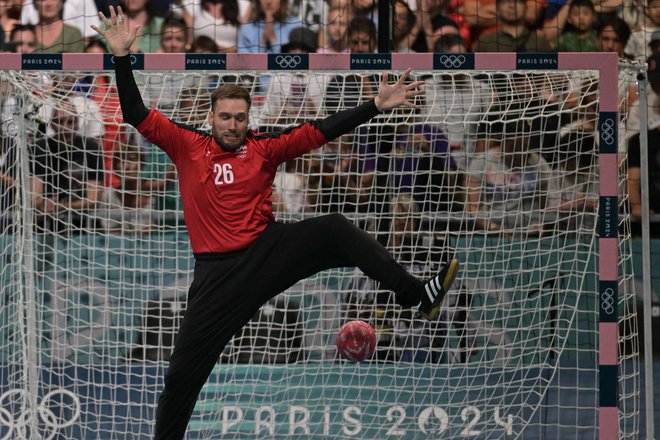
[213,163,234,186]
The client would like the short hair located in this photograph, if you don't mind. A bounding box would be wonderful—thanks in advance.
[191,35,219,53]
[10,24,36,42]
[568,0,595,12]
[433,34,466,53]
[210,84,252,111]
[348,16,376,41]
[596,16,631,45]
[161,14,188,34]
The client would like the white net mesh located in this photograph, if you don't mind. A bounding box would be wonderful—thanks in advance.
[0,64,641,439]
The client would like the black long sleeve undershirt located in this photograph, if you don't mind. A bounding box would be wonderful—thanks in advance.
[315,99,381,142]
[114,55,149,127]
[114,54,381,138]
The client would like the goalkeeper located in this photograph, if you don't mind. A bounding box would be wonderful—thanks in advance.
[93,6,459,439]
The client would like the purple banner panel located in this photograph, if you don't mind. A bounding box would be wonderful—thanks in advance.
[391,53,433,70]
[144,54,185,70]
[309,54,350,70]
[599,323,618,365]
[475,53,516,70]
[599,154,619,196]
[599,407,619,440]
[227,54,268,70]
[0,53,20,70]
[63,53,103,70]
[599,238,618,281]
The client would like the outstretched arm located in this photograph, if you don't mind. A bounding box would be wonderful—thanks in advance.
[318,68,423,141]
[91,6,148,127]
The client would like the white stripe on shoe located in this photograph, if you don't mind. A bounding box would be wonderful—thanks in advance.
[425,284,435,303]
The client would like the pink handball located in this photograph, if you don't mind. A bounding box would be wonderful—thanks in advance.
[336,320,377,362]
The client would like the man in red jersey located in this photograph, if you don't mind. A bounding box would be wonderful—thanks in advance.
[93,7,459,439]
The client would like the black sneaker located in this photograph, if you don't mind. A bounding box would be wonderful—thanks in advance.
[418,259,459,321]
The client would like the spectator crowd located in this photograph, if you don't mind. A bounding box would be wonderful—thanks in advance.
[0,0,659,364]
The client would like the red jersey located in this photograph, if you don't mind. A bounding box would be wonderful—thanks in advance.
[137,110,327,253]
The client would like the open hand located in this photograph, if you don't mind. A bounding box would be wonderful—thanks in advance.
[374,68,424,111]
[90,6,140,57]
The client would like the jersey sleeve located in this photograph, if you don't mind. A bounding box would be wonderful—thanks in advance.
[136,110,190,163]
[258,121,328,165]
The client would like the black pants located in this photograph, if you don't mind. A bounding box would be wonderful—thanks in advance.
[154,213,423,439]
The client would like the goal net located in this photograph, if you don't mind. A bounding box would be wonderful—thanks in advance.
[0,53,641,439]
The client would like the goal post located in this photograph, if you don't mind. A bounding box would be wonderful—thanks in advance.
[0,52,642,439]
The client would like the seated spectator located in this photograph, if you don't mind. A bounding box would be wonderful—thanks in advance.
[33,0,85,53]
[192,0,241,52]
[353,0,379,28]
[324,17,378,114]
[263,27,329,126]
[80,38,123,187]
[1,0,18,43]
[31,101,103,234]
[0,122,16,233]
[9,24,38,53]
[272,157,313,214]
[597,15,631,55]
[557,0,598,51]
[383,120,457,212]
[624,0,660,62]
[317,4,351,53]
[461,0,545,48]
[117,0,164,53]
[36,72,105,144]
[312,133,376,214]
[393,0,418,52]
[474,0,552,52]
[97,142,152,235]
[21,0,99,41]
[424,34,494,170]
[627,52,660,220]
[414,0,468,52]
[158,14,189,53]
[238,0,302,53]
[651,29,660,53]
[549,130,598,234]
[465,119,554,236]
[144,16,207,109]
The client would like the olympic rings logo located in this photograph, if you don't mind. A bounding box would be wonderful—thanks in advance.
[110,55,139,65]
[601,288,615,315]
[0,388,80,440]
[437,55,467,69]
[600,118,616,145]
[274,55,302,69]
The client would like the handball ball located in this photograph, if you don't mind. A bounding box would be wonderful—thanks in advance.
[336,320,377,362]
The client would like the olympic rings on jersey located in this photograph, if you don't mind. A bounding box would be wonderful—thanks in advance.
[437,55,467,69]
[274,55,302,69]
[0,388,81,440]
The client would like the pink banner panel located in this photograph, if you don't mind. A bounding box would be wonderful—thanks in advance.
[475,53,516,70]
[599,154,619,196]
[599,323,618,365]
[599,238,618,281]
[309,54,350,70]
[599,407,619,440]
[62,53,103,70]
[391,53,433,70]
[0,54,21,70]
[227,54,268,70]
[144,54,185,70]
